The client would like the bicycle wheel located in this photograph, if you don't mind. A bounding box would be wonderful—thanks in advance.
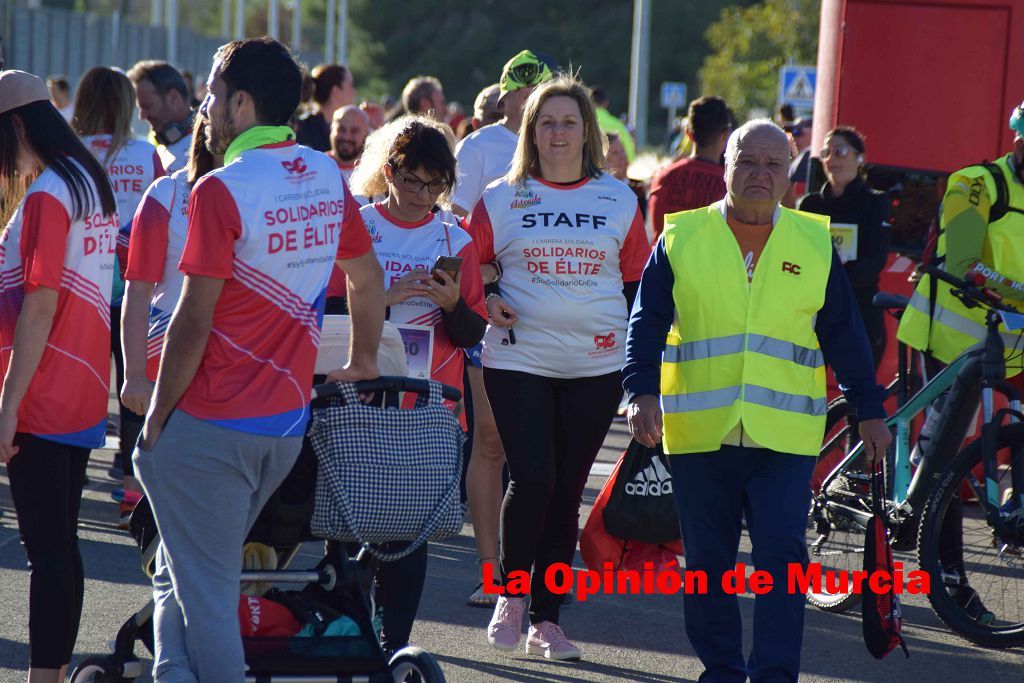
[917,422,1024,648]
[806,399,867,612]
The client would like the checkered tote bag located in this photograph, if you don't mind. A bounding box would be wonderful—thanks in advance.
[308,380,465,560]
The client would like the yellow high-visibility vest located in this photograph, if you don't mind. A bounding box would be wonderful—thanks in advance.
[660,203,833,456]
[897,156,1024,375]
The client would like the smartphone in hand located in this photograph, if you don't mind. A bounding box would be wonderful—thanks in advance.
[432,255,463,283]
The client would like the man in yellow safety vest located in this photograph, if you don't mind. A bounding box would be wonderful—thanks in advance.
[624,120,890,682]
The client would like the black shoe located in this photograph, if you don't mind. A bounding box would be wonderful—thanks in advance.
[949,583,995,624]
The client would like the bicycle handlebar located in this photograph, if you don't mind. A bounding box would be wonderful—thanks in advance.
[925,265,1020,314]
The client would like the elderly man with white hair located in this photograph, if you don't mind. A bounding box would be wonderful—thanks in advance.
[623,119,890,682]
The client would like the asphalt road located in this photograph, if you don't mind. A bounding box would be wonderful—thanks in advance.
[1,418,1021,682]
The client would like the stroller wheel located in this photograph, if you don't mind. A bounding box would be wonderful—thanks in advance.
[388,645,445,682]
[68,656,122,682]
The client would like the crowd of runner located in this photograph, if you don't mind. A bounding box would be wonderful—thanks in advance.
[1,30,1020,683]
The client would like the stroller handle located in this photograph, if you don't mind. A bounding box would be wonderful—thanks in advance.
[311,376,463,402]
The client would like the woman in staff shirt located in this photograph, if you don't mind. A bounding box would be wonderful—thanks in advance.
[73,66,165,520]
[471,75,650,661]
[0,70,118,683]
[797,126,892,367]
[348,114,487,654]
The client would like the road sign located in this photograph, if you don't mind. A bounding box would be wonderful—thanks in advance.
[778,65,816,110]
[660,82,687,109]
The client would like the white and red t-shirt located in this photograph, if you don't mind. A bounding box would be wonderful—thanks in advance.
[325,153,369,298]
[0,166,117,447]
[124,170,191,381]
[469,173,650,378]
[177,141,371,437]
[362,203,486,422]
[81,134,165,272]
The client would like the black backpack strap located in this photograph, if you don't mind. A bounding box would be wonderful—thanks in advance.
[981,163,1009,223]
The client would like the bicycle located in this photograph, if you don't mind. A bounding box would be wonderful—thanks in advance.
[806,265,1024,648]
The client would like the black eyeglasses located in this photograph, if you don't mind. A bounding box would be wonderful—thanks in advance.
[389,163,449,195]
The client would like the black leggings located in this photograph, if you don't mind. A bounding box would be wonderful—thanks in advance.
[7,433,91,668]
[484,368,621,625]
[111,304,144,475]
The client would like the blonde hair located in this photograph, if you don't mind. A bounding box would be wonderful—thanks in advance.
[72,67,135,165]
[507,74,606,186]
[349,114,456,210]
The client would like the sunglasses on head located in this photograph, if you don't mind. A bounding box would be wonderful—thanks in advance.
[820,145,856,160]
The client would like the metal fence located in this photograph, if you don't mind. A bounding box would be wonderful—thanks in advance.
[0,0,321,90]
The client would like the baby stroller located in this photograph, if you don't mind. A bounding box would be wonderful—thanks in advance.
[69,377,461,683]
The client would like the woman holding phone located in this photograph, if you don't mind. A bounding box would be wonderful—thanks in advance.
[469,75,650,661]
[347,113,487,654]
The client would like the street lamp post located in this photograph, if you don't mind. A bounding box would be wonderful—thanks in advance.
[628,0,650,149]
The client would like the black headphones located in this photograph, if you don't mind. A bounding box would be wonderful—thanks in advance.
[155,110,195,147]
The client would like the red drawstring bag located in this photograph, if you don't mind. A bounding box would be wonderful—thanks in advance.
[580,446,683,588]
[238,594,301,638]
[862,463,909,659]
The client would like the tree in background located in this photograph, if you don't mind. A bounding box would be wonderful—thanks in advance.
[699,0,819,119]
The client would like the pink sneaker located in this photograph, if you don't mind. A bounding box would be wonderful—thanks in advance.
[486,596,525,651]
[526,621,581,661]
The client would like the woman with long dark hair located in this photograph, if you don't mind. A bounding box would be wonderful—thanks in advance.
[472,75,650,660]
[120,113,221,462]
[0,70,118,683]
[73,66,165,523]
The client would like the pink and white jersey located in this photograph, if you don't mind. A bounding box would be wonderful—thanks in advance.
[81,135,165,269]
[470,173,650,378]
[0,165,117,447]
[362,203,486,421]
[124,170,190,381]
[178,141,372,436]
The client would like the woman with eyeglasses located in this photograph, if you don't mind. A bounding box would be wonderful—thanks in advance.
[798,127,892,367]
[471,75,650,661]
[347,113,487,655]
[0,70,118,683]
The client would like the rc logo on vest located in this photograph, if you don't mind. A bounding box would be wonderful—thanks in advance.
[625,455,673,496]
[782,261,801,275]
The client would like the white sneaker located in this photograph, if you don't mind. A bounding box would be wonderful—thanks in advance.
[486,596,526,651]
[525,621,581,661]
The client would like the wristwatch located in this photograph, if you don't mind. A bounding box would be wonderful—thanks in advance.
[488,261,503,284]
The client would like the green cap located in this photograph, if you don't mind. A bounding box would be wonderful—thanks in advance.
[499,50,554,94]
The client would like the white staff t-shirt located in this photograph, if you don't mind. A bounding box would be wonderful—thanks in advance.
[470,173,650,378]
[124,170,191,381]
[158,133,192,174]
[452,123,519,215]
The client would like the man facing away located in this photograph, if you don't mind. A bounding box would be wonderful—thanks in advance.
[134,38,384,682]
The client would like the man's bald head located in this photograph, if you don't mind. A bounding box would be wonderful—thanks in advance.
[725,119,792,213]
[725,119,790,169]
[331,105,370,163]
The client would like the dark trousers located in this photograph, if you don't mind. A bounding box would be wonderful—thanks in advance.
[7,433,91,668]
[670,446,816,683]
[484,368,621,625]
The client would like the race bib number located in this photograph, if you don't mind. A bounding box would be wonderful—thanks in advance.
[830,223,858,263]
[395,324,434,380]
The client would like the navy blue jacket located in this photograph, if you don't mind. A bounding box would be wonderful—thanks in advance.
[623,238,887,421]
